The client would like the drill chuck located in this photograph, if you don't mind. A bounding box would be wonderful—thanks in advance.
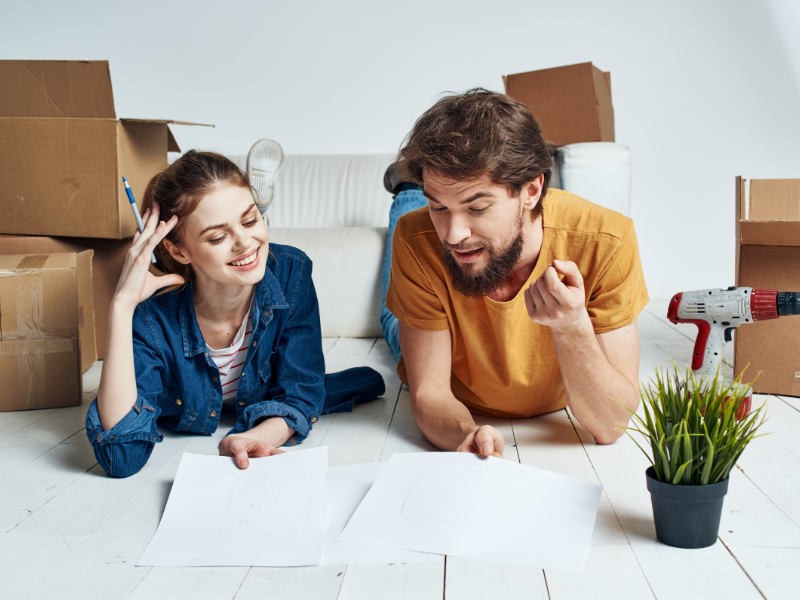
[777,292,800,316]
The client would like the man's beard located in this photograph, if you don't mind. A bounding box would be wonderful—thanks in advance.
[442,219,524,298]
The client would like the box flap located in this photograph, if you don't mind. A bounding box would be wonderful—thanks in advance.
[740,220,800,247]
[167,127,180,153]
[748,179,800,221]
[120,118,214,127]
[0,60,115,118]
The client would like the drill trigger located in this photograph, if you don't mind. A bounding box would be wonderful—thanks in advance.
[724,327,734,343]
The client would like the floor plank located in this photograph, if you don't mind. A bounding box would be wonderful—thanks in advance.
[444,557,548,600]
[0,429,96,535]
[0,408,57,443]
[318,339,401,466]
[0,392,94,483]
[727,547,799,600]
[235,566,345,600]
[337,558,445,600]
[545,544,655,600]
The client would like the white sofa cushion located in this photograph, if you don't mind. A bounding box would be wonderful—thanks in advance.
[556,143,632,217]
[231,154,395,228]
[268,226,387,338]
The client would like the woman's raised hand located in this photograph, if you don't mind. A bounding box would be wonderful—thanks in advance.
[113,203,184,311]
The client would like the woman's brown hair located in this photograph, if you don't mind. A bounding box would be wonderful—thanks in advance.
[141,150,254,282]
[395,88,552,219]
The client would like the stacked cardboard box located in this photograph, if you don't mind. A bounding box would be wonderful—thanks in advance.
[503,62,614,147]
[0,60,210,411]
[734,177,800,397]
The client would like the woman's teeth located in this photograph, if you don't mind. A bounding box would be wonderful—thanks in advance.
[230,249,257,266]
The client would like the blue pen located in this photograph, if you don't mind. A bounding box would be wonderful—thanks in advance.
[122,176,157,264]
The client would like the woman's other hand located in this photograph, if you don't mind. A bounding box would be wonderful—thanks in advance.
[113,203,183,311]
[219,434,285,469]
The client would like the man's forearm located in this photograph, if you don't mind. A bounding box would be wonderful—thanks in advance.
[410,387,478,451]
[550,315,639,444]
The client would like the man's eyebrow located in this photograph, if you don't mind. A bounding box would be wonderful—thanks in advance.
[423,191,494,205]
[200,205,257,235]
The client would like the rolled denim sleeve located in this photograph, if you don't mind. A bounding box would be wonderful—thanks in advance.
[85,308,165,478]
[228,264,325,444]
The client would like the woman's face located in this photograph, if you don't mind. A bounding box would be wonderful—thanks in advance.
[173,184,269,286]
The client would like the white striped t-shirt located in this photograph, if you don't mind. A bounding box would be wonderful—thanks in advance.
[206,308,253,406]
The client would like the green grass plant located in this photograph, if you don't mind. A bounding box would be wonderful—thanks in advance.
[620,365,768,485]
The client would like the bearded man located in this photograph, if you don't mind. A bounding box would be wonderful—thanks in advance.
[379,88,648,455]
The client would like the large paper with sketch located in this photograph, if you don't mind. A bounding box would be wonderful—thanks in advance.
[324,462,440,566]
[138,447,327,567]
[337,452,603,572]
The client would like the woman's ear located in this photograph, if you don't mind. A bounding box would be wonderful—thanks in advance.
[163,239,191,265]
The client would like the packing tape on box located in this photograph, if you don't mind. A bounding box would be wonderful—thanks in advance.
[0,254,50,279]
[0,337,76,356]
[15,255,49,270]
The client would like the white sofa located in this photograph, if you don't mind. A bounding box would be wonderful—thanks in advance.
[230,142,632,338]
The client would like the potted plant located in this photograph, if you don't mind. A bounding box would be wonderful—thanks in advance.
[621,365,768,549]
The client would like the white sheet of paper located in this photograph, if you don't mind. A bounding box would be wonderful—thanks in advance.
[138,446,328,567]
[337,452,602,573]
[323,462,440,566]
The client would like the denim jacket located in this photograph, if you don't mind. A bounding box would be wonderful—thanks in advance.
[86,243,384,478]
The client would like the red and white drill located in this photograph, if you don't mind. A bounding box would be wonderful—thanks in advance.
[667,286,800,379]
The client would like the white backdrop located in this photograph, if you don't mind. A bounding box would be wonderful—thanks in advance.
[2,0,799,300]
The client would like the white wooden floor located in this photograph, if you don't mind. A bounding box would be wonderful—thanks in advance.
[2,300,799,600]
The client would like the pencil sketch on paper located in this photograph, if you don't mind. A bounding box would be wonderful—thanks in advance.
[400,462,509,529]
[222,477,313,535]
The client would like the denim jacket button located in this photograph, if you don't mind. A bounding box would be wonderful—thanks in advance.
[252,341,257,347]
[210,411,217,417]
[238,401,244,406]
[212,377,218,382]
[176,399,182,405]
[311,417,317,423]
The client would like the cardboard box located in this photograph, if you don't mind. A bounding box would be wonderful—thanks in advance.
[0,235,129,361]
[502,62,614,147]
[734,177,800,396]
[0,60,211,239]
[0,251,94,411]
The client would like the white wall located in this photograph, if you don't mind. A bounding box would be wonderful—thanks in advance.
[2,0,799,300]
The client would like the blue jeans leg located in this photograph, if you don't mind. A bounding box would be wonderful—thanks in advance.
[381,189,428,362]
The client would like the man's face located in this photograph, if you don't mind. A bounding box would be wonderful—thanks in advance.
[423,170,527,297]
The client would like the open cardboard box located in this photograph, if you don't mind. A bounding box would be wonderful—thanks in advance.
[0,251,94,411]
[734,177,800,396]
[0,60,212,239]
[503,62,614,147]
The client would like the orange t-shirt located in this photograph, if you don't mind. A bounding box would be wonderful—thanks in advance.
[385,188,649,419]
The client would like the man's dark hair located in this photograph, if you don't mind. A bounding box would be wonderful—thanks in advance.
[396,88,552,219]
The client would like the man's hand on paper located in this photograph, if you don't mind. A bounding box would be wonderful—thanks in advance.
[524,260,590,333]
[219,434,285,469]
[457,425,504,459]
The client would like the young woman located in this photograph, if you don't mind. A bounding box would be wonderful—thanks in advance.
[85,151,384,478]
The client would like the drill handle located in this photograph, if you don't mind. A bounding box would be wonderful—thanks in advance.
[693,321,726,379]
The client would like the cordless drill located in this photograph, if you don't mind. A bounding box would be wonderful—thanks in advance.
[667,287,800,379]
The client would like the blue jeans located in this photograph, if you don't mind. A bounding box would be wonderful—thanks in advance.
[381,189,428,361]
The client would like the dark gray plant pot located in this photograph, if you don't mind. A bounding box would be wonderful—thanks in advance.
[645,466,729,548]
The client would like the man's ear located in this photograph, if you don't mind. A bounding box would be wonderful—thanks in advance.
[521,174,545,212]
[163,238,191,265]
